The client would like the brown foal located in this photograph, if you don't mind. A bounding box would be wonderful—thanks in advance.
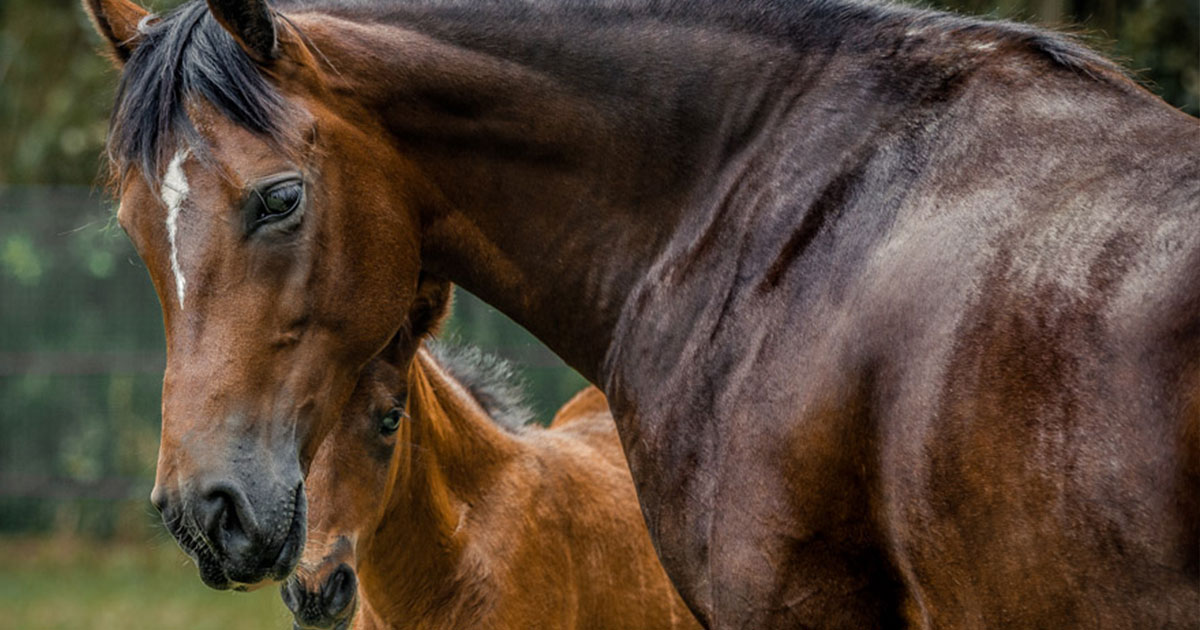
[283,302,696,630]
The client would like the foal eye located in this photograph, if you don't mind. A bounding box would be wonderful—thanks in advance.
[379,408,407,435]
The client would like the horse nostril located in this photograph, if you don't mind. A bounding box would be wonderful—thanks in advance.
[150,485,170,516]
[197,486,250,557]
[322,564,357,619]
[280,577,305,615]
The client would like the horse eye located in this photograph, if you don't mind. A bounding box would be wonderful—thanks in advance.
[379,408,407,434]
[261,181,302,218]
[244,175,306,234]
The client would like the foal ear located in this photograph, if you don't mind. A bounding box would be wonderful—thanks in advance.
[408,277,454,340]
[206,0,279,63]
[82,0,149,64]
[379,277,454,367]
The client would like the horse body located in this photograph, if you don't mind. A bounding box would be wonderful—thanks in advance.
[289,336,697,629]
[607,50,1200,626]
[84,0,1198,627]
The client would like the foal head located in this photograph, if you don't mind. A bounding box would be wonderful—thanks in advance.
[280,351,409,630]
[282,283,456,629]
[84,0,434,589]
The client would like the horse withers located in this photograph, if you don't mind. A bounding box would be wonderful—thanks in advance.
[282,290,696,630]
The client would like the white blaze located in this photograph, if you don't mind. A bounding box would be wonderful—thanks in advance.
[161,150,190,309]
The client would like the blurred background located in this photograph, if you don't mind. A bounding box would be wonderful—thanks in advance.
[0,0,1195,628]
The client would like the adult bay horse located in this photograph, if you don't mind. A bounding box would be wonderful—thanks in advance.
[283,292,696,629]
[84,0,1199,626]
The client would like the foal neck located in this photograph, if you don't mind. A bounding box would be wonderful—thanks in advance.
[358,347,523,625]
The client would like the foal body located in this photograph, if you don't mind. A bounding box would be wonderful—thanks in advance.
[287,346,696,630]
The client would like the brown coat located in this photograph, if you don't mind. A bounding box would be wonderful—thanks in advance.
[289,347,698,630]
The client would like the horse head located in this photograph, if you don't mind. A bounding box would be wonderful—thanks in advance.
[84,0,437,589]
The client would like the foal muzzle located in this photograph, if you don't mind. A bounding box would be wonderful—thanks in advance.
[281,563,358,630]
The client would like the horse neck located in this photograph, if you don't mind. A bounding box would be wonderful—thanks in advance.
[306,4,818,380]
[358,347,523,624]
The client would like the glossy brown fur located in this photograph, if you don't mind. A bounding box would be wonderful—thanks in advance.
[87,0,1199,627]
[85,0,439,590]
[292,345,697,629]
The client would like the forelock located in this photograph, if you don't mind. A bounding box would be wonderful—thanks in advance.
[107,1,292,187]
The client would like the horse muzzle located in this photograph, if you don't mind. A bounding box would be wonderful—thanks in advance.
[152,476,307,590]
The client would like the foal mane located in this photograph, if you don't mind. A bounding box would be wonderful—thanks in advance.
[106,0,1127,186]
[426,340,535,432]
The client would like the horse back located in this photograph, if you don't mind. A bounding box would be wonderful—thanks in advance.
[548,386,632,468]
[877,64,1200,626]
[606,51,1200,627]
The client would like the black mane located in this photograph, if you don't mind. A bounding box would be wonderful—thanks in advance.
[427,340,535,432]
[107,0,1125,184]
[108,1,291,184]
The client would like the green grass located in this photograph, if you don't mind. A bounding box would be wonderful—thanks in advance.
[0,536,292,630]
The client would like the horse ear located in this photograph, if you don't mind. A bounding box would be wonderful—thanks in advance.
[82,0,149,64]
[205,0,279,63]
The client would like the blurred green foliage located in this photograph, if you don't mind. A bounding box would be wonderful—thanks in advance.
[0,0,115,186]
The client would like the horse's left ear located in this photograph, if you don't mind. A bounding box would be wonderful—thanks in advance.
[82,0,150,64]
[206,0,278,63]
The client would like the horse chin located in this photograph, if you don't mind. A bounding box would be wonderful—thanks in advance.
[291,598,356,630]
[232,579,276,592]
[333,610,355,630]
[195,555,234,591]
[254,491,309,584]
[273,496,309,578]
